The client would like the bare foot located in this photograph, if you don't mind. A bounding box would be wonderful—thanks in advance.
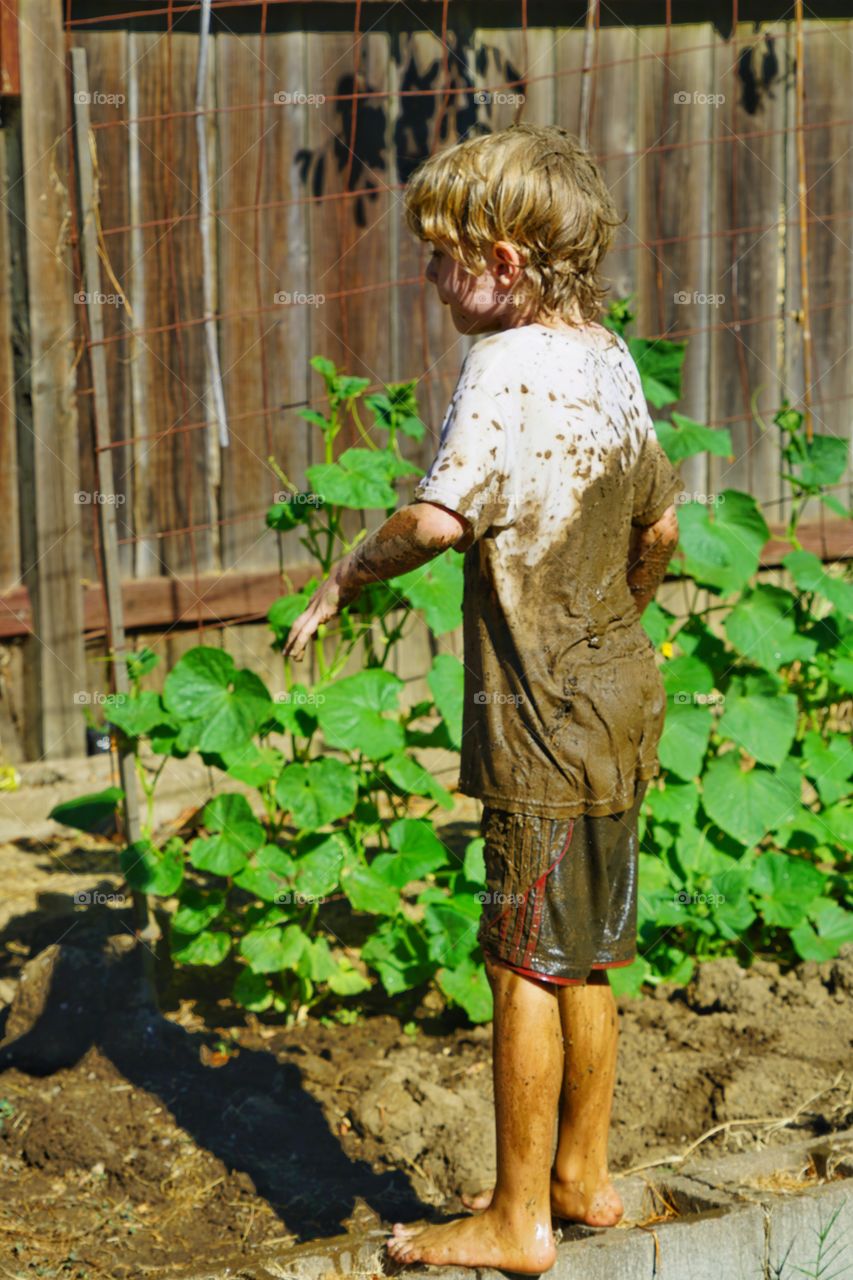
[386,1209,556,1273]
[551,1173,624,1227]
[461,1176,624,1228]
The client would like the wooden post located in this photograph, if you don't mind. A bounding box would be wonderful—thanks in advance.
[70,46,157,956]
[17,0,85,759]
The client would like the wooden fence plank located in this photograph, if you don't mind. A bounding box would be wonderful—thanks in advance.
[709,21,789,511]
[797,19,853,518]
[18,0,86,757]
[131,32,215,579]
[75,30,134,580]
[633,25,717,504]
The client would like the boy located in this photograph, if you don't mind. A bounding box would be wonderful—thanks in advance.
[283,123,683,1273]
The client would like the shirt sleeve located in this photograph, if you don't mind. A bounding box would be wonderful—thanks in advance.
[632,424,685,526]
[412,340,515,544]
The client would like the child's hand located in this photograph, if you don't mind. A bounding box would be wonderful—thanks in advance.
[282,558,360,662]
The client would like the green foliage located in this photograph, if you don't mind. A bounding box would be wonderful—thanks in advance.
[56,312,853,1022]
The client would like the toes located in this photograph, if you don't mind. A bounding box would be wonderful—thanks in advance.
[391,1222,420,1238]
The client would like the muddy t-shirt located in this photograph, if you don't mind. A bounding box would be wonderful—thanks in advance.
[412,322,685,819]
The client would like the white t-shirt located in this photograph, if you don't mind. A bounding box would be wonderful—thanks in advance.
[413,321,684,818]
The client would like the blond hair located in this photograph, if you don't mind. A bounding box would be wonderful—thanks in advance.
[403,123,624,325]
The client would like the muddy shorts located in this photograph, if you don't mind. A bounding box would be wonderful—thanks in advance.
[476,780,648,985]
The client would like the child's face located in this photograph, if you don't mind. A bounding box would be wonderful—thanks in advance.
[425,238,527,335]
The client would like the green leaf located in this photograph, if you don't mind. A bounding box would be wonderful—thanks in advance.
[427,653,464,749]
[708,868,757,937]
[644,781,700,830]
[233,968,274,1011]
[382,751,455,809]
[677,491,770,595]
[640,600,675,649]
[660,654,715,696]
[362,921,434,995]
[717,674,798,766]
[104,691,175,738]
[218,742,283,787]
[233,845,296,902]
[725,584,817,672]
[750,851,825,927]
[50,787,124,834]
[163,648,272,753]
[607,956,653,998]
[800,732,853,807]
[187,794,265,877]
[437,957,493,1023]
[306,448,398,509]
[371,819,450,887]
[658,701,712,780]
[269,683,322,737]
[389,552,464,635]
[275,757,358,832]
[703,755,796,848]
[463,837,486,885]
[240,924,308,973]
[423,897,481,967]
[172,888,226,935]
[654,414,732,464]
[819,803,853,855]
[120,837,184,896]
[782,550,853,617]
[788,433,849,488]
[171,929,231,966]
[294,832,347,899]
[627,336,686,407]
[316,669,405,760]
[124,647,159,681]
[327,959,371,995]
[341,862,401,916]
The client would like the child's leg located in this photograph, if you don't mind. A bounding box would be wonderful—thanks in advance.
[551,969,624,1225]
[387,958,562,1273]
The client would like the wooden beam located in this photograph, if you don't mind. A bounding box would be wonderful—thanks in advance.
[0,0,19,97]
[0,516,849,642]
[16,0,86,756]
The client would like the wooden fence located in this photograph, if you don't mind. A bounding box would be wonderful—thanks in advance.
[1,0,851,759]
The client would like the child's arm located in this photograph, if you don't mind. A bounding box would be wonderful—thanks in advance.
[626,503,679,616]
[282,501,467,661]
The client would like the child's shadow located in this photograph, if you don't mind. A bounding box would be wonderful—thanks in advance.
[0,904,425,1241]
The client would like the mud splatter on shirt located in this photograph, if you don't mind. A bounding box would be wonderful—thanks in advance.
[413,322,685,819]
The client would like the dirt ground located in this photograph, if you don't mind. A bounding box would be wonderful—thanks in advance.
[0,830,852,1280]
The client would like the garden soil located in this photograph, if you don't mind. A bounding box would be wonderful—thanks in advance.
[0,833,851,1280]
